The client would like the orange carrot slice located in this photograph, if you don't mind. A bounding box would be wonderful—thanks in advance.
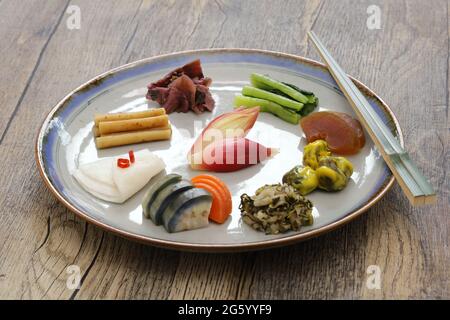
[192,174,232,216]
[192,177,230,215]
[192,182,226,224]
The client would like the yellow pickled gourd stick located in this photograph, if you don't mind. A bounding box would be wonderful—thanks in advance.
[93,125,100,138]
[94,108,165,126]
[95,126,172,149]
[98,115,169,135]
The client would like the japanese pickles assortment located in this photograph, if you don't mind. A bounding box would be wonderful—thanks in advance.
[72,60,366,234]
[239,140,355,235]
[280,110,366,197]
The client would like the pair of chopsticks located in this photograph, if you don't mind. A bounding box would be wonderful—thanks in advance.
[307,31,436,206]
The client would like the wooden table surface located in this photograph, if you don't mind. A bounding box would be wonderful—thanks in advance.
[0,0,448,300]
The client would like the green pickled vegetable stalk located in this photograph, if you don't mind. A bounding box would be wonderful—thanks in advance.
[250,73,318,116]
[242,86,304,111]
[281,82,318,116]
[251,73,310,104]
[234,95,301,124]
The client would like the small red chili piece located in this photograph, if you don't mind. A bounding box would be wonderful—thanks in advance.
[129,150,135,163]
[117,158,130,168]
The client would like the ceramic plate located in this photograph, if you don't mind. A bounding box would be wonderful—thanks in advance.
[36,49,403,252]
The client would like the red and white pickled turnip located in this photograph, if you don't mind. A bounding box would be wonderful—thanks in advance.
[190,137,278,172]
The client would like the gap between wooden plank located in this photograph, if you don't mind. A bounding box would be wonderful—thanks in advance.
[120,0,144,63]
[211,0,227,47]
[0,0,71,145]
[69,232,105,300]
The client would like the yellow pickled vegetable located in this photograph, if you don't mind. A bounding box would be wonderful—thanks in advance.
[315,156,353,191]
[303,140,331,169]
[282,165,319,195]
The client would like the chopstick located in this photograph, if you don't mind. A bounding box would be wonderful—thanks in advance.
[307,31,436,206]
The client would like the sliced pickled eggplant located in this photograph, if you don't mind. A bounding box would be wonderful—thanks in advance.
[142,173,182,218]
[162,188,212,233]
[148,180,193,225]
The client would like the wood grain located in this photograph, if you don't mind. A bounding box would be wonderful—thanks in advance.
[0,0,70,142]
[0,0,448,299]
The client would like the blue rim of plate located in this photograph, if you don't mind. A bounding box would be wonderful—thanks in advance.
[35,48,404,252]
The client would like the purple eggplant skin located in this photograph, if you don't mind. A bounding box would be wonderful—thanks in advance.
[142,173,182,219]
[149,180,193,225]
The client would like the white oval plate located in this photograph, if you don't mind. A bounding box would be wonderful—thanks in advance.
[36,49,403,252]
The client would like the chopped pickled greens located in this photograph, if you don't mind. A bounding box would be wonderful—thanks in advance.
[240,183,314,234]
